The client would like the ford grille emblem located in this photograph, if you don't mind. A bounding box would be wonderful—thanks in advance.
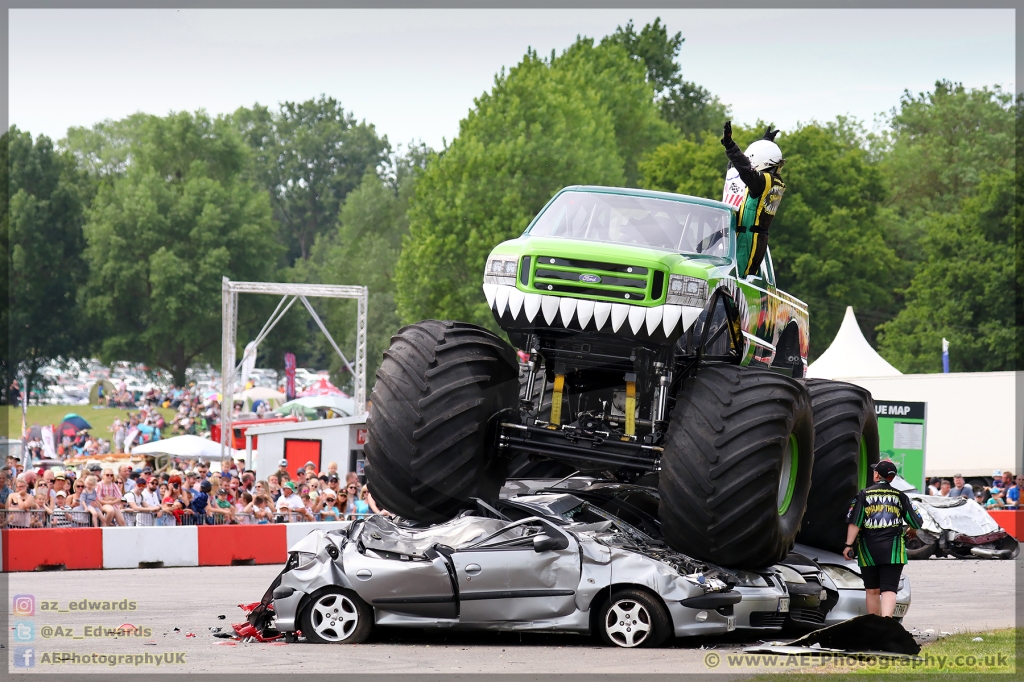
[579,273,601,284]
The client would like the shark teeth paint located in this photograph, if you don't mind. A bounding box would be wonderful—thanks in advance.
[484,283,701,339]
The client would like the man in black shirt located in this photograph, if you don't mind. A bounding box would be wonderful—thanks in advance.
[844,460,923,617]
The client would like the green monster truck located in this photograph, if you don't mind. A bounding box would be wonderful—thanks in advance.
[366,186,879,567]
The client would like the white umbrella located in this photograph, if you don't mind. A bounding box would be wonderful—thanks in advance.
[277,395,356,416]
[132,435,225,459]
[233,386,287,403]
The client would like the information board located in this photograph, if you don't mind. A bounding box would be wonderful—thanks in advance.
[874,400,927,490]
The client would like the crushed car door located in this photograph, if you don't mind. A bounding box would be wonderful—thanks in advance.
[453,517,580,623]
[344,522,458,619]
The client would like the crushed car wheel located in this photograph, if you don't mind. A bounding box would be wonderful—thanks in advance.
[598,588,671,648]
[364,320,520,522]
[659,364,814,568]
[300,588,372,644]
[796,379,879,553]
[905,531,938,560]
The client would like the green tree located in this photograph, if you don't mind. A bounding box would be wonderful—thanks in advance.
[878,81,1015,216]
[396,40,670,327]
[296,145,431,387]
[233,96,391,264]
[641,119,903,355]
[82,111,283,385]
[4,127,93,404]
[605,18,729,139]
[877,168,1016,372]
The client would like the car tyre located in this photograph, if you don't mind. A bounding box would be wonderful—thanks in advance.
[905,532,938,560]
[364,320,520,522]
[300,588,373,644]
[796,379,880,553]
[659,364,815,567]
[598,589,671,648]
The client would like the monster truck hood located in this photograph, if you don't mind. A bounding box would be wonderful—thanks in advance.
[489,236,732,284]
[484,237,734,341]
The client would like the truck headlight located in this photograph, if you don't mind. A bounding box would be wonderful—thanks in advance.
[733,570,769,588]
[484,257,518,285]
[820,564,865,589]
[666,275,708,307]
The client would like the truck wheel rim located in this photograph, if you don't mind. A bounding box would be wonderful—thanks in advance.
[605,599,651,647]
[857,438,868,491]
[310,593,358,642]
[778,434,798,515]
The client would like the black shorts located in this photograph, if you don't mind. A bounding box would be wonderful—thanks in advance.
[860,564,904,593]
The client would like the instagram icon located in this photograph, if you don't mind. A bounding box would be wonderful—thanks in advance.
[13,594,35,616]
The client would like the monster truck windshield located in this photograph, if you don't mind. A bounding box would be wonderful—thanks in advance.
[527,191,731,257]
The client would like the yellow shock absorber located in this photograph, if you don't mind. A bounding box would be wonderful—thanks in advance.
[624,380,636,437]
[550,374,565,427]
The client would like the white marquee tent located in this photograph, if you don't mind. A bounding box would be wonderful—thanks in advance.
[806,306,1020,478]
[807,306,901,379]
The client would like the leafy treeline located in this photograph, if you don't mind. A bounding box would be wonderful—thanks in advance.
[4,19,1018,404]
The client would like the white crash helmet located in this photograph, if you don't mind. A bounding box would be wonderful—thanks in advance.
[744,140,784,172]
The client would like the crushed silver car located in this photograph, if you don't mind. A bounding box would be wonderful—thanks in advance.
[256,504,741,647]
[886,477,1020,560]
[792,544,911,624]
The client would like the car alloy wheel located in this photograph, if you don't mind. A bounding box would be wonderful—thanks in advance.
[604,598,652,647]
[309,593,359,642]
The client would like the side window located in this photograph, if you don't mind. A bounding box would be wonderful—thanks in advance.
[761,249,776,286]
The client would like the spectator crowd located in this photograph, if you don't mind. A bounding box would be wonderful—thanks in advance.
[926,471,1021,510]
[0,456,387,528]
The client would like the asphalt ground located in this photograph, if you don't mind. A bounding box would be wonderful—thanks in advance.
[5,557,1016,675]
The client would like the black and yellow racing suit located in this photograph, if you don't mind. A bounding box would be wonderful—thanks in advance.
[724,142,785,277]
[845,481,924,567]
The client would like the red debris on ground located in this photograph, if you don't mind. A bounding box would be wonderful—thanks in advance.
[231,621,283,642]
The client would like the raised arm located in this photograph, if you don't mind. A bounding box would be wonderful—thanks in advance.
[722,121,766,196]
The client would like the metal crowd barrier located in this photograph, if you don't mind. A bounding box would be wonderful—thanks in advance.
[0,508,365,528]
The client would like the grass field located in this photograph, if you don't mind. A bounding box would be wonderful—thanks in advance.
[5,404,178,440]
[743,628,1017,678]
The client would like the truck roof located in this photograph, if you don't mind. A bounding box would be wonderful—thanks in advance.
[560,185,737,213]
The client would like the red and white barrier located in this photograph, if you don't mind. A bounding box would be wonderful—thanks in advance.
[1,521,350,572]
[102,526,199,568]
[987,509,1023,540]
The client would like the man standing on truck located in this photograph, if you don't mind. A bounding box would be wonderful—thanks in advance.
[843,460,923,617]
[721,122,786,277]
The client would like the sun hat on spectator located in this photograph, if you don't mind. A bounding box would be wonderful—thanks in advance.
[284,481,297,491]
[328,474,339,482]
[304,461,316,468]
[200,480,212,492]
[54,473,66,481]
[278,459,288,467]
[142,466,153,473]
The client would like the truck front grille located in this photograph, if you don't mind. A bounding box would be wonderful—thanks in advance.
[528,255,659,303]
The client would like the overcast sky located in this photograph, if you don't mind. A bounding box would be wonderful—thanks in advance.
[9,8,1016,150]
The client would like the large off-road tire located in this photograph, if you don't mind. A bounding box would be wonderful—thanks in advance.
[364,320,520,523]
[796,379,879,553]
[658,364,814,568]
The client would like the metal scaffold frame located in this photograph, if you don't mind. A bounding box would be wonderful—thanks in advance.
[220,277,368,460]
